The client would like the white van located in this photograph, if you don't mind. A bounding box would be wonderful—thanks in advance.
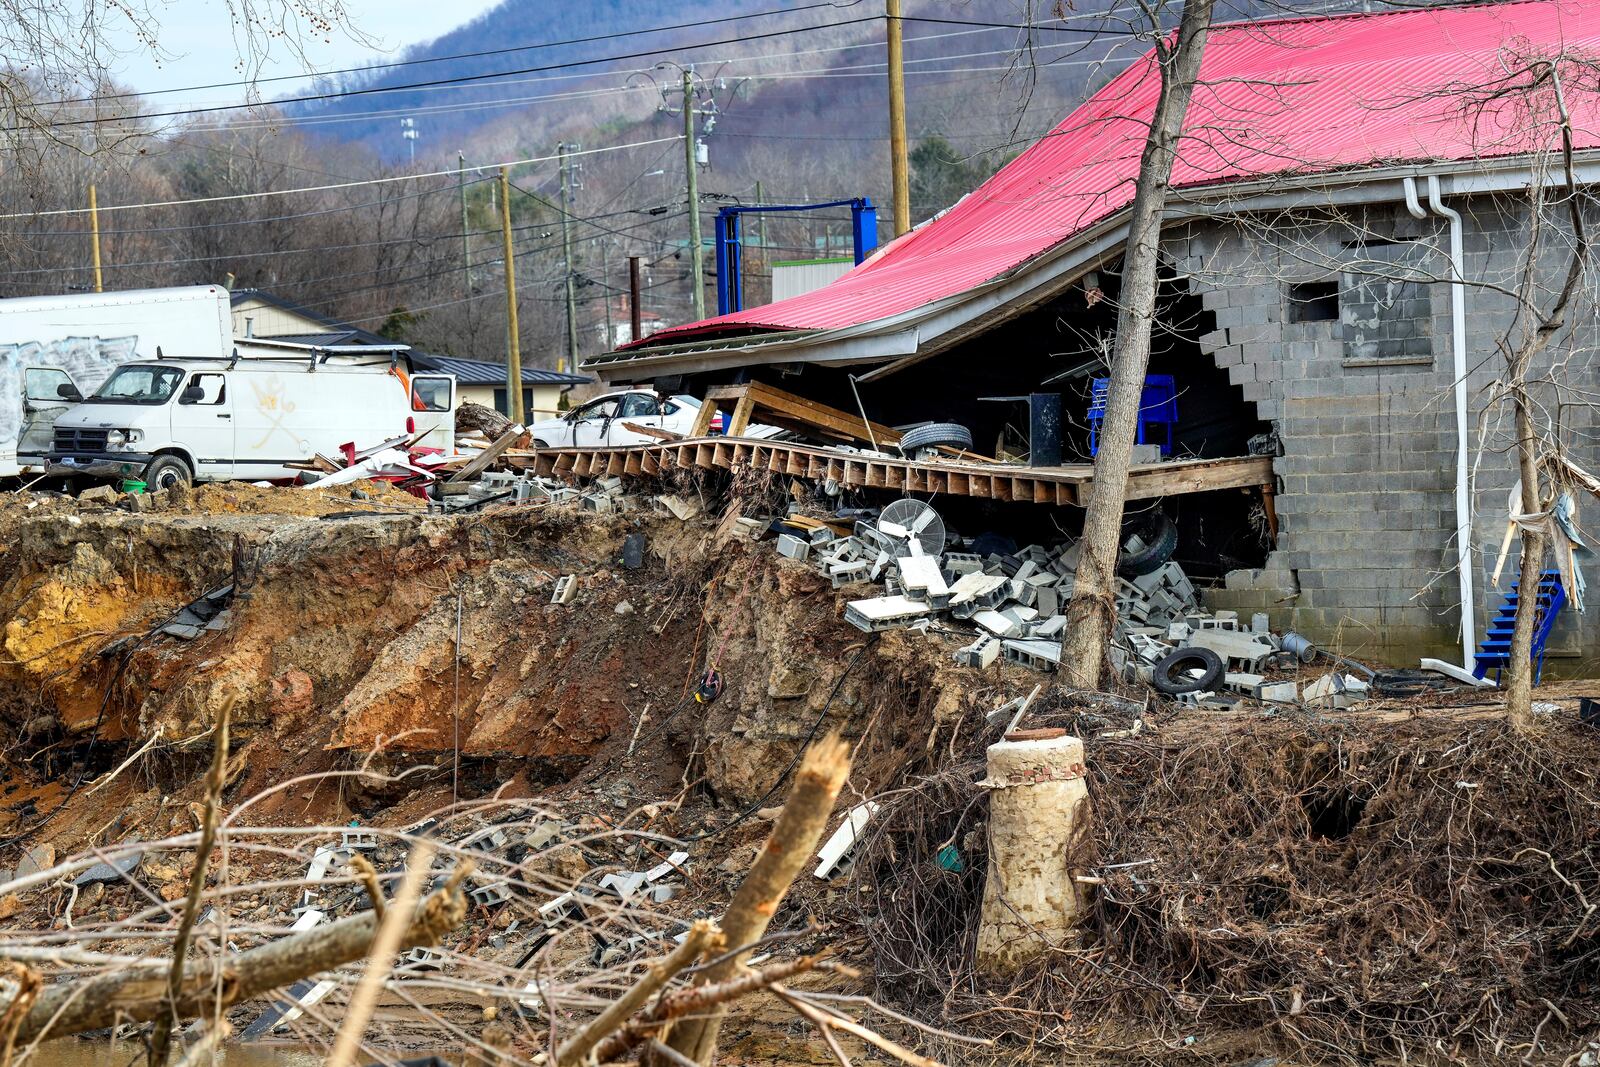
[48,341,456,488]
[0,285,233,477]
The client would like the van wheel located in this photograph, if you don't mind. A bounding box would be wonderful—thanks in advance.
[145,455,193,490]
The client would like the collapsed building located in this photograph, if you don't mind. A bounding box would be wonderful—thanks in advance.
[585,1,1600,671]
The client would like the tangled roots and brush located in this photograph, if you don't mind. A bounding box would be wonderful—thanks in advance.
[853,711,1600,1065]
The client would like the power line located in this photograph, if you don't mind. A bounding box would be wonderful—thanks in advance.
[0,135,682,219]
[9,16,883,132]
[0,201,674,276]
[35,1,869,109]
[180,25,1110,134]
[242,209,686,312]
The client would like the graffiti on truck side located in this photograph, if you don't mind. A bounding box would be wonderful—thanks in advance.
[0,335,139,454]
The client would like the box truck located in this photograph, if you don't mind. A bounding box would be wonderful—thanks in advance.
[0,286,233,477]
[1,285,456,487]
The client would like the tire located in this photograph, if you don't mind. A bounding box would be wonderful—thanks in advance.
[532,438,551,449]
[144,454,193,490]
[899,421,974,454]
[1152,647,1224,696]
[1117,509,1178,576]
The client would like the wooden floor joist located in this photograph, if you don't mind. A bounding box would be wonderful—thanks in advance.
[506,436,1274,507]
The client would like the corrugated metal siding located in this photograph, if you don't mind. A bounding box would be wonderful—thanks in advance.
[637,0,1600,347]
[772,260,857,303]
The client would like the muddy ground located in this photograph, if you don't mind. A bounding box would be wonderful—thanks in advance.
[1,481,1597,1066]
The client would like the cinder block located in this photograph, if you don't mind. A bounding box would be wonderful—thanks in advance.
[1255,680,1298,703]
[954,635,1000,669]
[1002,639,1061,672]
[776,534,810,561]
[844,595,932,633]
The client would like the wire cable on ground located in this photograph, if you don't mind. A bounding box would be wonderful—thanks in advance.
[677,637,876,844]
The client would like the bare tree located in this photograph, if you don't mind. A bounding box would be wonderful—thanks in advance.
[1465,52,1593,727]
[0,0,366,157]
[1060,0,1216,688]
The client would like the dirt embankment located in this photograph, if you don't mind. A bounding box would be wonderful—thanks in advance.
[0,485,979,853]
[4,484,1600,1066]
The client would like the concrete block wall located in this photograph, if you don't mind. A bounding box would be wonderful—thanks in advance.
[1164,202,1598,671]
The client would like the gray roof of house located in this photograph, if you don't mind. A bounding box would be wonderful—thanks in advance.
[411,353,591,387]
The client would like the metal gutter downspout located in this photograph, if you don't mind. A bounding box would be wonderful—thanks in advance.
[1404,175,1476,671]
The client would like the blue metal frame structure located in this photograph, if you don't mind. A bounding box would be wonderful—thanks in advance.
[714,198,878,315]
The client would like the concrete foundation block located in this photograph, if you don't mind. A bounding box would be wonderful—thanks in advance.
[976,733,1090,973]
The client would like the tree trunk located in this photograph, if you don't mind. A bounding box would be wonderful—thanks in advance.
[1061,0,1215,688]
[1505,391,1545,730]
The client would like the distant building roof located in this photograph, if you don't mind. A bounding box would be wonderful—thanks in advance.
[411,352,591,387]
[230,289,394,346]
[259,331,368,347]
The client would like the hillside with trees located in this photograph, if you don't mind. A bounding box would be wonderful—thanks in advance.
[0,0,1325,373]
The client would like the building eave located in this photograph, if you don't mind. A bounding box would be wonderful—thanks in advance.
[590,151,1600,385]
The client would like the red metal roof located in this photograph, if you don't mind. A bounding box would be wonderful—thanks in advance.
[638,0,1600,348]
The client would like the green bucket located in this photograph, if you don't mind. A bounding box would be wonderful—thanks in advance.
[121,479,147,494]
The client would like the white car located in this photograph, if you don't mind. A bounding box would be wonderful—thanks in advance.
[526,390,776,447]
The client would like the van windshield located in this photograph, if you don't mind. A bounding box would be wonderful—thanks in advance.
[92,365,186,405]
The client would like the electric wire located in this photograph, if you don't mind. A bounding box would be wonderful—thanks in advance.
[34,1,871,108]
[6,16,883,132]
[0,135,684,219]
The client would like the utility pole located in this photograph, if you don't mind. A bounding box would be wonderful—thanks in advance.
[683,69,706,321]
[628,255,643,343]
[754,178,765,263]
[559,142,580,373]
[498,167,525,424]
[458,152,471,295]
[886,0,910,236]
[88,184,103,293]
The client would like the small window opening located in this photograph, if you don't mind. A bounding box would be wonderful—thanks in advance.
[1288,280,1339,323]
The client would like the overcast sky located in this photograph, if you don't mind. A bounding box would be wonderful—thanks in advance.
[106,0,503,105]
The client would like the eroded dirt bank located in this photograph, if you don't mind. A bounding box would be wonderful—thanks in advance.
[3,485,1599,1066]
[0,484,971,852]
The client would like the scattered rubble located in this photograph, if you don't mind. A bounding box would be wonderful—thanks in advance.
[752,497,1371,707]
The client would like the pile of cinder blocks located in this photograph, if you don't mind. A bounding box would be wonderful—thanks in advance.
[469,471,578,506]
[770,505,1368,704]
[580,476,625,513]
[786,516,1083,673]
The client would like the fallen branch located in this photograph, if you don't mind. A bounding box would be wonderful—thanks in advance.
[327,843,435,1067]
[590,953,832,1064]
[554,920,719,1067]
[665,733,851,1064]
[149,696,232,1067]
[10,867,470,1043]
[348,854,386,924]
[772,985,943,1067]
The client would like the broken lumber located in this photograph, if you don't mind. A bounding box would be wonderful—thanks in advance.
[621,421,683,442]
[445,424,528,485]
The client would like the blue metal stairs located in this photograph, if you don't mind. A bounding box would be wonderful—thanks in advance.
[1473,569,1567,685]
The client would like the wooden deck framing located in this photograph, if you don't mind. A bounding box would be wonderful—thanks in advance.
[509,436,1274,507]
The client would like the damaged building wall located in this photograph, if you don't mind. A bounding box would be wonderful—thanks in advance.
[1172,198,1599,669]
